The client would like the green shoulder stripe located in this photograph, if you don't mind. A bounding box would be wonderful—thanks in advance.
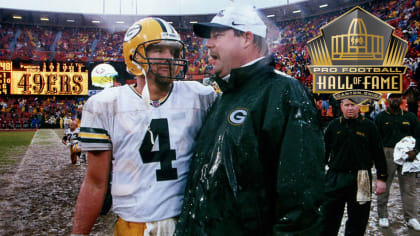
[79,137,112,144]
[80,127,109,135]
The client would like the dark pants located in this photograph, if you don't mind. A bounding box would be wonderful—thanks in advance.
[321,171,371,236]
[407,102,418,117]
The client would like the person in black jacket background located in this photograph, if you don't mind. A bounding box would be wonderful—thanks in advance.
[375,93,420,230]
[322,98,387,236]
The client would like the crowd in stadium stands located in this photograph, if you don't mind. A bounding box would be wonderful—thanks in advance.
[0,96,87,129]
[181,31,213,76]
[92,31,124,62]
[0,0,419,129]
[268,0,420,119]
[12,26,57,61]
[0,0,418,76]
[55,28,96,62]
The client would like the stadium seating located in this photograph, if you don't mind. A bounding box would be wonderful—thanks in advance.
[0,0,418,82]
[0,0,419,126]
[0,96,86,129]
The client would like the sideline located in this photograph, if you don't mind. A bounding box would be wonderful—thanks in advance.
[12,129,63,188]
[0,129,87,235]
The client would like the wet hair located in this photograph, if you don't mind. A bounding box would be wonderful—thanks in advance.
[145,40,182,58]
[233,29,269,56]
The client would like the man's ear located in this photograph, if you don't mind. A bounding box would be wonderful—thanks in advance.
[243,31,254,48]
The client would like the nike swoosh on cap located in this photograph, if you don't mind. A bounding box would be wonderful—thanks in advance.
[231,21,244,26]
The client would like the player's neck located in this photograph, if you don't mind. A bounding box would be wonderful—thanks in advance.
[148,82,172,101]
[388,106,400,114]
[136,76,172,101]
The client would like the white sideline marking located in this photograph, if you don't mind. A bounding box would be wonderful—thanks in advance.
[12,129,61,185]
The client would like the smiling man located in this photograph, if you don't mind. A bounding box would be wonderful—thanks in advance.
[175,4,325,235]
[71,17,216,236]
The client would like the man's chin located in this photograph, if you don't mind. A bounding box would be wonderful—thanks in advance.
[390,103,400,108]
[345,114,358,119]
[155,75,174,83]
[215,71,228,78]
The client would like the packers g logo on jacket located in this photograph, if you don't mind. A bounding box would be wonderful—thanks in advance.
[122,17,188,79]
[228,108,248,125]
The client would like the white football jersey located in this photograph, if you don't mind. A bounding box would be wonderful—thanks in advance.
[79,81,216,222]
[64,127,80,145]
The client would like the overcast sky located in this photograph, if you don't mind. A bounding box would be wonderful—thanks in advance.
[0,0,305,15]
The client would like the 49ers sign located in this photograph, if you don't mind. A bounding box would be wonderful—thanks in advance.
[0,61,88,95]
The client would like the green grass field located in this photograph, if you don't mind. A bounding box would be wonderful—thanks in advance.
[0,129,66,175]
[0,131,35,167]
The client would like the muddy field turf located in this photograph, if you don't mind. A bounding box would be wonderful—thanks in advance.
[0,129,419,235]
[0,129,114,235]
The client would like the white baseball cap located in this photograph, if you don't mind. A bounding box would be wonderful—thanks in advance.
[193,5,267,38]
[387,93,401,99]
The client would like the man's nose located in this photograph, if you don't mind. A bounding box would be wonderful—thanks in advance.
[205,38,214,48]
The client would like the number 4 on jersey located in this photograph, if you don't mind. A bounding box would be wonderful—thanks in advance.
[139,118,177,181]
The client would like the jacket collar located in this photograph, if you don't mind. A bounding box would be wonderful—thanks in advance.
[339,115,364,124]
[214,56,274,93]
[385,107,403,116]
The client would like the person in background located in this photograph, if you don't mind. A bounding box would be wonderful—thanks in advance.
[375,93,420,231]
[62,120,81,165]
[404,82,419,117]
[63,115,71,130]
[322,98,387,235]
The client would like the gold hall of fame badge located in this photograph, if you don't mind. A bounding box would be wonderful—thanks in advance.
[307,6,408,104]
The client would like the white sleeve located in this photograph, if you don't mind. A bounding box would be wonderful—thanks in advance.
[79,97,112,151]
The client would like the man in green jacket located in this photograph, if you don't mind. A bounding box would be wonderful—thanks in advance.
[175,4,325,235]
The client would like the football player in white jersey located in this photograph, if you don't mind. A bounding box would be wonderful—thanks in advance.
[62,120,81,164]
[71,17,216,236]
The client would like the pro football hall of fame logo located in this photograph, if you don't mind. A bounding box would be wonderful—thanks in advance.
[307,6,408,104]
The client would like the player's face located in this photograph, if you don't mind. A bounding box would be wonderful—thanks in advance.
[206,29,244,78]
[145,44,178,83]
[69,122,76,131]
[340,99,360,119]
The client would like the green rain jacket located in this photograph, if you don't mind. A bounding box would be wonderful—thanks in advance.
[175,57,325,236]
